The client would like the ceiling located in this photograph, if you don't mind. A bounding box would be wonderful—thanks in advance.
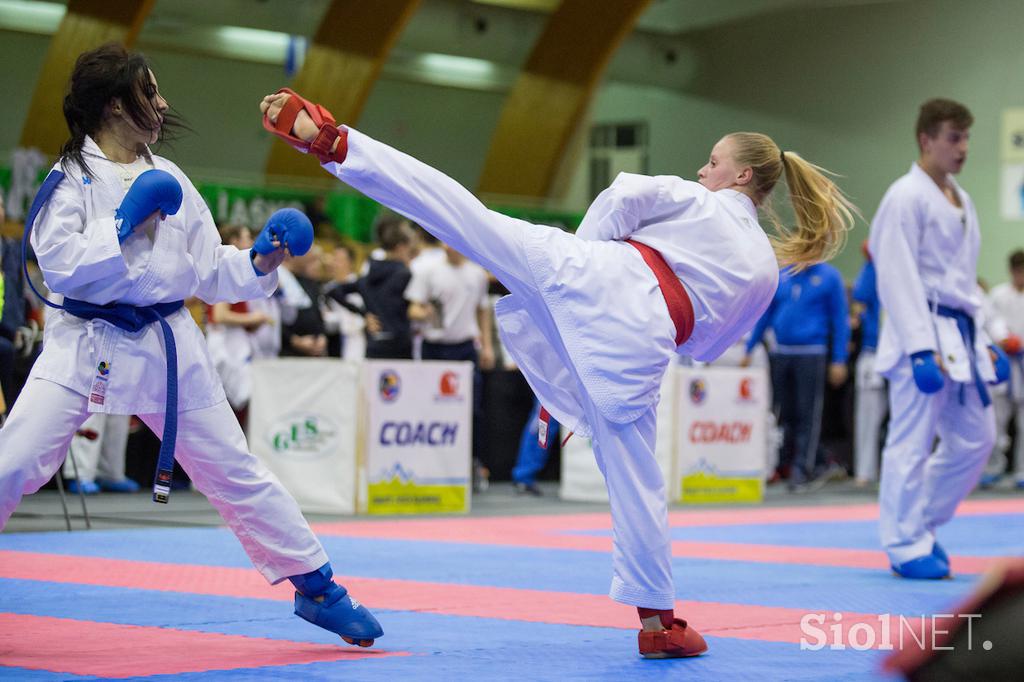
[0,0,911,93]
[141,0,910,39]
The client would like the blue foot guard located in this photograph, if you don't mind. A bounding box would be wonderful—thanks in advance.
[891,544,951,580]
[289,563,383,647]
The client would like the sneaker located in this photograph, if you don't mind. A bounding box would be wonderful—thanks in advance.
[66,479,100,495]
[978,473,1002,489]
[638,618,708,658]
[1015,479,1024,490]
[97,477,140,493]
[472,463,490,493]
[820,461,849,483]
[514,482,543,497]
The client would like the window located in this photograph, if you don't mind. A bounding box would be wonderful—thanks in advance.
[589,122,648,199]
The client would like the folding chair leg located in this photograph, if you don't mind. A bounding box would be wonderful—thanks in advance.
[53,472,73,532]
[65,444,91,530]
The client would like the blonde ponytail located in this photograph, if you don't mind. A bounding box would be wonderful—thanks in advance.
[772,151,857,267]
[726,133,857,269]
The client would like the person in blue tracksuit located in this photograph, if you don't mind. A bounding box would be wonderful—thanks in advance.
[851,246,887,485]
[511,398,558,495]
[744,262,850,488]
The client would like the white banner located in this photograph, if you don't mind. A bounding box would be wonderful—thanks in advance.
[674,366,768,503]
[360,360,472,515]
[249,358,359,514]
[559,367,677,503]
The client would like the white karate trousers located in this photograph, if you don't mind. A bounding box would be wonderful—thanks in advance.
[985,377,1024,483]
[0,377,328,583]
[61,413,130,483]
[332,136,676,609]
[879,357,995,564]
[854,351,888,482]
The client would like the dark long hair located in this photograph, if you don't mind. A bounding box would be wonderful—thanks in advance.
[59,43,185,177]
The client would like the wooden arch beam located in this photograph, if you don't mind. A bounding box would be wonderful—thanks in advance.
[18,0,155,156]
[264,0,421,180]
[478,0,650,198]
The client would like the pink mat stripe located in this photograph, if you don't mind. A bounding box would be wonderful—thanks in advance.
[0,550,923,647]
[312,510,1010,574]
[314,498,1024,537]
[0,613,406,678]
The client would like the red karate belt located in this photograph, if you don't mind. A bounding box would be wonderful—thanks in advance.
[625,238,695,347]
[539,239,695,448]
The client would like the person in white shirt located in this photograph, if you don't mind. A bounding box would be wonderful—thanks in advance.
[406,243,495,488]
[982,250,1024,489]
[869,99,1009,580]
[0,45,381,648]
[262,89,855,659]
[205,224,274,422]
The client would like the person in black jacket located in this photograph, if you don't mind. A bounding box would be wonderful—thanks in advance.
[328,213,415,359]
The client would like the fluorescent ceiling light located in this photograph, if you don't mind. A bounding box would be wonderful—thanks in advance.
[0,0,65,34]
[416,53,496,78]
[213,25,291,60]
[471,0,558,10]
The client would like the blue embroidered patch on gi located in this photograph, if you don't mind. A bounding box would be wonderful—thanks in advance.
[82,176,91,185]
[97,361,110,377]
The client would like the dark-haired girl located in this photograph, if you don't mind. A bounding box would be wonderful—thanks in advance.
[0,45,383,647]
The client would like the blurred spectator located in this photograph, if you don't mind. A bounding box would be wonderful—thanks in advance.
[321,241,366,360]
[982,250,1024,489]
[205,225,275,424]
[304,195,332,234]
[851,243,887,486]
[62,414,137,494]
[409,225,445,360]
[511,399,556,496]
[328,214,414,359]
[281,243,328,358]
[744,263,850,490]
[0,190,34,408]
[406,242,495,490]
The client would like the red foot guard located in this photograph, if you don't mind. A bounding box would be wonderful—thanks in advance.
[638,618,708,659]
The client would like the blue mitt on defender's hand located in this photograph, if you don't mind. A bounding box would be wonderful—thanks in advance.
[115,169,183,243]
[910,350,944,393]
[990,344,1011,384]
[252,208,314,256]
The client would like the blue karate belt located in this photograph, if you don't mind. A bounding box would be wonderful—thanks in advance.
[23,169,184,503]
[935,304,990,408]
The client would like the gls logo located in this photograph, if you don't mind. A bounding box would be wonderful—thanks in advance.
[267,413,339,459]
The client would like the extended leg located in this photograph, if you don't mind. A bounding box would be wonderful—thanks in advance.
[328,127,565,297]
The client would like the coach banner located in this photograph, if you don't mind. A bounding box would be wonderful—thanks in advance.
[249,358,359,514]
[360,360,473,515]
[674,366,768,504]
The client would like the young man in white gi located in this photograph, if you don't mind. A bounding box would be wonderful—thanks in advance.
[869,98,1008,579]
